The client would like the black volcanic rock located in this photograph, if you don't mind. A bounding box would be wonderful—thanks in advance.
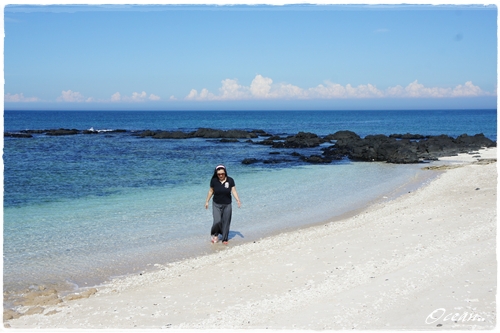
[389,133,429,140]
[257,132,325,149]
[386,145,419,164]
[321,146,349,161]
[242,158,259,165]
[137,128,264,140]
[263,158,293,164]
[416,135,459,159]
[248,129,495,164]
[192,128,224,138]
[251,129,271,137]
[284,132,324,148]
[46,129,80,136]
[328,131,496,164]
[152,131,192,139]
[4,132,33,138]
[21,130,47,134]
[327,130,361,142]
[192,128,258,139]
[333,134,420,163]
[300,155,333,164]
[7,126,495,166]
[138,130,156,137]
[454,133,496,148]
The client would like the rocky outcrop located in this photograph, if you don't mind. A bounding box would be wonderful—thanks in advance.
[7,127,266,139]
[389,133,429,140]
[138,128,266,140]
[45,129,80,136]
[21,130,47,134]
[193,128,261,139]
[5,129,127,136]
[242,158,259,165]
[255,130,496,164]
[330,134,419,163]
[150,131,192,139]
[328,131,496,164]
[5,126,496,165]
[4,132,33,138]
[454,133,496,149]
[326,130,361,142]
[257,132,326,148]
[300,155,335,164]
[284,132,325,148]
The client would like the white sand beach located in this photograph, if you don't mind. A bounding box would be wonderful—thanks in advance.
[4,147,497,330]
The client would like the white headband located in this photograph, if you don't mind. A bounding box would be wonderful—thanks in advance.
[216,164,226,170]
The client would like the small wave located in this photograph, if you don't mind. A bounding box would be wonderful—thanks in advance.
[87,127,115,133]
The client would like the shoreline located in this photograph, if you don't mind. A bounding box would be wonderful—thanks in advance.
[2,161,430,305]
[3,162,435,313]
[4,147,497,329]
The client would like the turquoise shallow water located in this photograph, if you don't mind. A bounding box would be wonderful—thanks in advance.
[3,160,426,294]
[2,109,497,299]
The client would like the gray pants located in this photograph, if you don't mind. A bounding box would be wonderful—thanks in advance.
[211,202,232,242]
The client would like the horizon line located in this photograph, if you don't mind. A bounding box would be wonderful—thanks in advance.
[3,108,497,112]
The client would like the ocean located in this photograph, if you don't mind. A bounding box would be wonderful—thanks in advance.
[2,109,497,304]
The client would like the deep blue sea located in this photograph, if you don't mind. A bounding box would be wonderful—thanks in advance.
[2,109,497,303]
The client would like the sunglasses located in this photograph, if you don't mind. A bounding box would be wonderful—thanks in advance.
[217,172,225,176]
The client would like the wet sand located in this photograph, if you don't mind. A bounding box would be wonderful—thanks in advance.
[4,147,497,329]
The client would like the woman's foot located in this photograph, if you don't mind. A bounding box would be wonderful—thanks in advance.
[211,235,218,243]
[222,241,228,245]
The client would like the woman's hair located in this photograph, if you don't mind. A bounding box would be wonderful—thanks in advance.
[211,164,228,179]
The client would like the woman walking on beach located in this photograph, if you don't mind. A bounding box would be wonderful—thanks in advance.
[205,165,241,245]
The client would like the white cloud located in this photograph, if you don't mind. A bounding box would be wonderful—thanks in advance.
[308,82,347,98]
[452,81,484,97]
[397,80,488,98]
[186,89,198,100]
[250,75,273,98]
[185,75,492,101]
[129,91,147,102]
[385,84,405,97]
[219,78,249,100]
[273,82,305,99]
[110,91,160,102]
[111,92,121,102]
[4,93,39,102]
[404,80,445,97]
[307,82,385,99]
[57,90,86,102]
[186,75,306,101]
[186,88,217,101]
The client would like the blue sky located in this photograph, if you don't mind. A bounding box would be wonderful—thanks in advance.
[3,2,498,110]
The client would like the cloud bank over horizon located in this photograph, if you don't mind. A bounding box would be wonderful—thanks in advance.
[4,75,495,105]
[4,93,40,103]
[185,75,493,101]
